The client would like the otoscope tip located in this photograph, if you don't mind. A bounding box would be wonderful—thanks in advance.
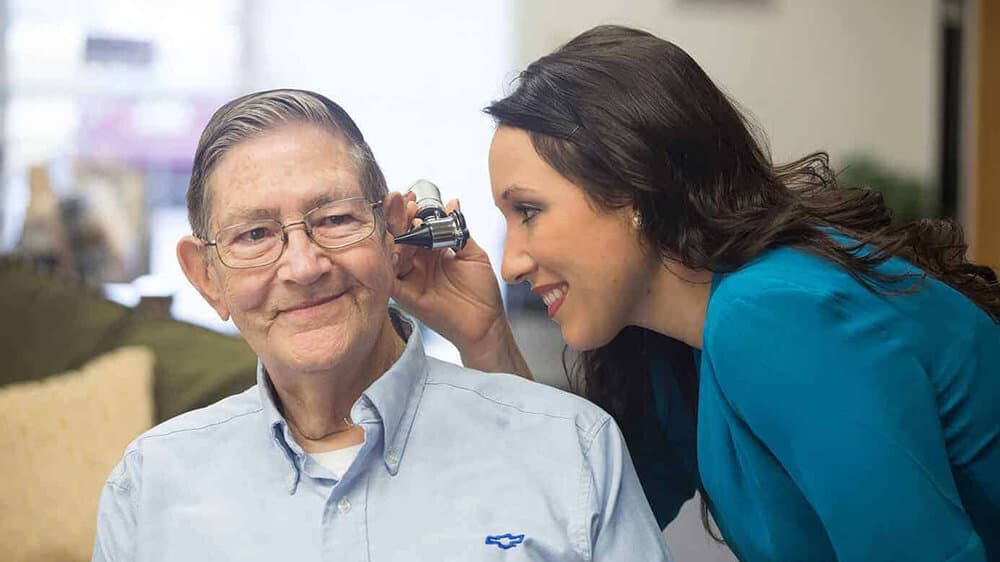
[393,225,435,248]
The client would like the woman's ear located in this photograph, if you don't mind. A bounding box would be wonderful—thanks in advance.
[177,236,230,321]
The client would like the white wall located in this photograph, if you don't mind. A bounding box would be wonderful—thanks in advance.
[515,0,939,180]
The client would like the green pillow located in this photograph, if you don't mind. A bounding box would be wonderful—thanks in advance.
[0,255,258,423]
[108,315,257,422]
[0,256,133,386]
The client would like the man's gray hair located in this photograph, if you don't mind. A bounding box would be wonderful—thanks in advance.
[187,89,388,239]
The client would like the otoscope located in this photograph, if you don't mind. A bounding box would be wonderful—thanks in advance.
[393,180,470,250]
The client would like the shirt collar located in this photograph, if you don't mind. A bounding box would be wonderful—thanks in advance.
[257,362,304,493]
[256,308,429,484]
[359,309,427,475]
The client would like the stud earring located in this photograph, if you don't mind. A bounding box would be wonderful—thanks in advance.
[632,212,643,229]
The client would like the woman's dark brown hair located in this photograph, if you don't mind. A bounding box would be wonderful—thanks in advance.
[485,24,1000,539]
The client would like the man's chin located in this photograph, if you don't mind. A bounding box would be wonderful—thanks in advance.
[284,324,354,358]
[274,352,353,377]
[247,300,393,376]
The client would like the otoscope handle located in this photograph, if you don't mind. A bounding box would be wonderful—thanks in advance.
[410,179,446,221]
[445,209,469,250]
[393,179,469,250]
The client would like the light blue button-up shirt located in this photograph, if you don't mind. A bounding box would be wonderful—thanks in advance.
[93,312,671,561]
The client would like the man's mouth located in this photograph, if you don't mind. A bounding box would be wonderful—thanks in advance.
[281,292,345,315]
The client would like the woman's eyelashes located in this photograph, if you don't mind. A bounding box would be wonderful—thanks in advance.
[513,204,542,224]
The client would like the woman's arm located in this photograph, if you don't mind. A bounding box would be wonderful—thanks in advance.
[708,285,987,561]
[455,312,534,379]
[391,196,533,379]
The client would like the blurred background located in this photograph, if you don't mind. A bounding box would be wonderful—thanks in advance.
[1,0,998,560]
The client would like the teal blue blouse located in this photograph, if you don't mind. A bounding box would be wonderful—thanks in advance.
[636,243,999,561]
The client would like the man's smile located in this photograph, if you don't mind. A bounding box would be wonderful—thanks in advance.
[279,291,348,317]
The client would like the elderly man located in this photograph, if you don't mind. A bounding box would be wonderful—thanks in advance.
[93,89,671,561]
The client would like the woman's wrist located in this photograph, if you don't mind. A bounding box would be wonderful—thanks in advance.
[458,315,534,380]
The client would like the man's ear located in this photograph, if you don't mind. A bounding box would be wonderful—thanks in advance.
[177,236,231,321]
[381,191,407,236]
[380,192,416,274]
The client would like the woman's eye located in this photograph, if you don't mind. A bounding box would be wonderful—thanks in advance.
[514,205,541,223]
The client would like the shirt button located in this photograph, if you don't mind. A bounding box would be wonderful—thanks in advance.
[386,451,400,465]
[337,497,351,515]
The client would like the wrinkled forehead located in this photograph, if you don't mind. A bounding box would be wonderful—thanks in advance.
[206,125,364,230]
[218,186,367,226]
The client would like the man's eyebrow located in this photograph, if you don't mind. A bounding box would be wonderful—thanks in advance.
[215,187,363,227]
[302,191,355,211]
[219,206,278,224]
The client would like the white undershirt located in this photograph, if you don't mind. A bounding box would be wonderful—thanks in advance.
[310,443,363,479]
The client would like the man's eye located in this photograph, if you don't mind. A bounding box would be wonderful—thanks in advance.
[237,227,274,243]
[514,205,541,223]
[319,214,361,227]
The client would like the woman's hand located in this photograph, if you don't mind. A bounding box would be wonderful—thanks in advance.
[391,195,532,378]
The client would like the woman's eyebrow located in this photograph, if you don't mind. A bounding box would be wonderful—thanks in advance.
[501,185,533,200]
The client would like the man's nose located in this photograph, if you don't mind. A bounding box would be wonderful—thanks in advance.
[500,236,535,285]
[278,223,331,285]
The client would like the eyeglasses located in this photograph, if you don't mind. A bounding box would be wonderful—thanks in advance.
[202,197,382,269]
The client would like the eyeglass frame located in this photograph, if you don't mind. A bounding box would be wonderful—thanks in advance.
[200,197,384,269]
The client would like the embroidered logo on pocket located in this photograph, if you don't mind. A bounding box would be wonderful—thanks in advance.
[485,533,525,550]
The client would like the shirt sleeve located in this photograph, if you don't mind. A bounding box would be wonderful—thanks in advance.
[584,416,674,561]
[707,285,987,561]
[92,452,141,562]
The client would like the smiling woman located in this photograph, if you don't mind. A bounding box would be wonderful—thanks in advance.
[488,126,702,350]
[392,25,1000,562]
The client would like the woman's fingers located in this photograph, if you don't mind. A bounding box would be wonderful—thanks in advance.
[404,199,422,228]
[444,199,488,260]
[453,232,487,260]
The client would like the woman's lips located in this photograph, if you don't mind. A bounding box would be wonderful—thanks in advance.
[532,283,568,319]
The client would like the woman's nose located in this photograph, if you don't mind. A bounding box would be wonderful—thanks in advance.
[500,236,535,285]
